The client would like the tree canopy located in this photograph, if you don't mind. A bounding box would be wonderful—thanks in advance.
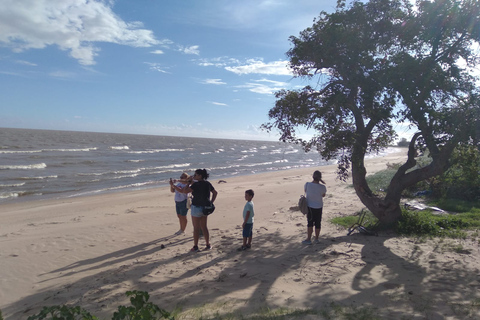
[263,0,480,223]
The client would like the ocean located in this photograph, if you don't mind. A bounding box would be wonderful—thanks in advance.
[0,128,333,204]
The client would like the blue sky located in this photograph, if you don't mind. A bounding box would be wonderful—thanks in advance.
[0,0,340,141]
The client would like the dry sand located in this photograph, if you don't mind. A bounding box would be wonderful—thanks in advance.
[1,151,479,319]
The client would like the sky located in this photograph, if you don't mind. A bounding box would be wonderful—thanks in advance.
[0,0,344,141]
[0,0,421,143]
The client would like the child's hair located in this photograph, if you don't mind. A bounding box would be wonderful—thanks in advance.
[245,189,254,198]
[180,172,189,180]
[195,168,209,180]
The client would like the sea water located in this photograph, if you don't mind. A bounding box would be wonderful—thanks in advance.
[0,128,334,204]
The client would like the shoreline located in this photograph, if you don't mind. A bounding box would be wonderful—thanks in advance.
[3,150,478,319]
[0,146,405,207]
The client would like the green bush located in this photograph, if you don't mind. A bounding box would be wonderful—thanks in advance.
[396,209,472,238]
[113,291,173,320]
[27,306,98,320]
[430,145,480,201]
[27,291,173,320]
[333,207,478,239]
[331,210,379,230]
[365,169,397,193]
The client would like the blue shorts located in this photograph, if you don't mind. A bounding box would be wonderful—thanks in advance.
[176,199,188,216]
[243,223,253,238]
[191,205,205,218]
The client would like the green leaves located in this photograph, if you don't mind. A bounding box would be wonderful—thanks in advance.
[26,291,173,320]
[113,291,173,320]
[264,0,480,223]
[27,306,98,320]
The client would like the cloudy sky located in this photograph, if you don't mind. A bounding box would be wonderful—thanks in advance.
[0,0,342,140]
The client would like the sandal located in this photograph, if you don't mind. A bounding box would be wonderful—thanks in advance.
[204,244,212,250]
[191,246,199,252]
[237,246,247,251]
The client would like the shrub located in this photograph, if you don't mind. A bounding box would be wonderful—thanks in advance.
[27,306,98,320]
[26,291,173,320]
[397,138,409,147]
[396,209,472,238]
[430,145,480,201]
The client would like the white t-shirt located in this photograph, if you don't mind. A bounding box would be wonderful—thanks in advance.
[304,182,327,209]
[174,182,188,202]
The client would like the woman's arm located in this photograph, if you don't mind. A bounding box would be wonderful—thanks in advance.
[180,182,193,194]
[210,189,218,203]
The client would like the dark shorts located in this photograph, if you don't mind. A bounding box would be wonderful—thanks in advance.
[176,199,188,216]
[307,207,323,228]
[243,223,253,238]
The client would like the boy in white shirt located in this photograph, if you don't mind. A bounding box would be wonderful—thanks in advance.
[240,189,255,250]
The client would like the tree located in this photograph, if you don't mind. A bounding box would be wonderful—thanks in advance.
[262,0,480,224]
[397,138,409,147]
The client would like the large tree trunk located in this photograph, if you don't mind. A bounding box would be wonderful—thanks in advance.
[351,149,403,224]
[351,132,455,225]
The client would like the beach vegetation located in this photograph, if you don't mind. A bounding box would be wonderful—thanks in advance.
[21,299,385,320]
[27,290,174,320]
[397,138,409,147]
[332,205,480,238]
[334,154,480,238]
[176,302,379,319]
[262,0,480,225]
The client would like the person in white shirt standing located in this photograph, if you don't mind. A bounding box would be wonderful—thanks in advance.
[170,172,190,235]
[302,170,327,245]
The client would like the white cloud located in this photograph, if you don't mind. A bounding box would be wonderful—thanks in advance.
[226,59,292,75]
[145,62,170,74]
[15,60,37,66]
[236,78,289,95]
[150,50,165,55]
[196,57,292,76]
[49,70,76,79]
[0,0,159,65]
[208,101,228,106]
[180,45,200,55]
[201,78,226,85]
[195,57,241,67]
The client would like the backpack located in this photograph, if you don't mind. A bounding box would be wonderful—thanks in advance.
[298,195,309,215]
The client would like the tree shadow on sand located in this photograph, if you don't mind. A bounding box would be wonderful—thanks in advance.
[6,227,480,319]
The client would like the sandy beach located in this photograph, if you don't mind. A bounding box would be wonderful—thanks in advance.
[1,151,479,319]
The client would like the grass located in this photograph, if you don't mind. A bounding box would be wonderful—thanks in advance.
[331,201,480,239]
[335,166,480,239]
[331,210,380,231]
[428,198,480,215]
[176,303,380,320]
[364,168,397,193]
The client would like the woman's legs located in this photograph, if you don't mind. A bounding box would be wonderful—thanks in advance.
[178,214,187,232]
[192,216,201,247]
[192,215,210,247]
[176,200,188,233]
[305,209,313,241]
[305,208,322,242]
[199,215,210,246]
[306,226,313,241]
[314,207,323,240]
